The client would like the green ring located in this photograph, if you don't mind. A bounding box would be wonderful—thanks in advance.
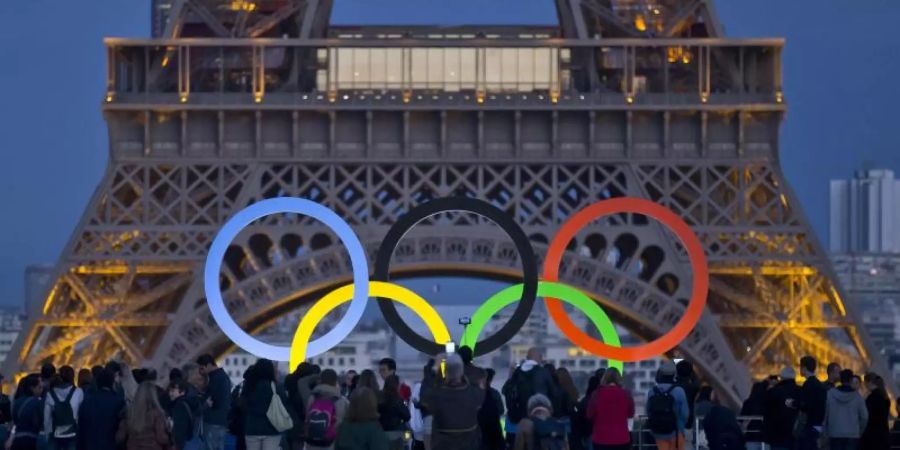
[460,281,624,373]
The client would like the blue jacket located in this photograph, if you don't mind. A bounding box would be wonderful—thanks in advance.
[649,383,690,438]
[77,387,126,450]
[243,381,289,436]
[203,368,233,427]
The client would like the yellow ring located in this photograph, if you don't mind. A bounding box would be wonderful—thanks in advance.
[290,281,452,369]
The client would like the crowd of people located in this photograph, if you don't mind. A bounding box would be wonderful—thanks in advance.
[0,350,896,450]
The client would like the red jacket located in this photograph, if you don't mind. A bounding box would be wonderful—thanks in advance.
[587,385,635,445]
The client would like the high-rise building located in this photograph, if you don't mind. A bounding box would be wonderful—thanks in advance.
[830,169,900,253]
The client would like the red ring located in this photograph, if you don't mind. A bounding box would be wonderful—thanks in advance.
[543,197,709,362]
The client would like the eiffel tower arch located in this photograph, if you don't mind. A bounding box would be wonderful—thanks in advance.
[5,0,890,406]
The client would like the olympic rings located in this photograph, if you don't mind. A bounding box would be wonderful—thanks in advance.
[290,281,452,370]
[204,197,370,361]
[205,195,709,367]
[374,197,539,356]
[543,197,709,362]
[459,281,624,372]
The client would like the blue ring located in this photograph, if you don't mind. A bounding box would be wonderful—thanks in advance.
[203,197,369,361]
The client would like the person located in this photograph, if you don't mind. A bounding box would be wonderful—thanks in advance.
[825,363,842,389]
[796,356,828,450]
[341,371,357,398]
[502,348,560,430]
[763,367,801,450]
[513,394,567,450]
[554,368,578,420]
[701,390,744,450]
[333,388,389,450]
[645,361,689,450]
[378,375,410,450]
[242,359,291,450]
[0,373,11,445]
[571,370,603,450]
[197,354,232,450]
[229,365,256,450]
[40,363,56,393]
[169,379,200,450]
[850,375,861,392]
[169,368,184,384]
[377,359,411,401]
[78,368,126,450]
[586,368,633,450]
[739,381,768,450]
[116,381,172,450]
[421,353,485,450]
[44,365,83,450]
[9,374,43,450]
[306,369,350,450]
[357,370,380,393]
[408,361,434,450]
[285,363,319,450]
[478,368,505,450]
[694,386,714,419]
[860,373,890,450]
[675,360,701,437]
[77,369,93,391]
[457,346,487,389]
[823,369,868,450]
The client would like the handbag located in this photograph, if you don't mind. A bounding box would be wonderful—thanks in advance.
[266,383,294,433]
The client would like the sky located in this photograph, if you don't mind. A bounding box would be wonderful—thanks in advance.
[1,0,899,308]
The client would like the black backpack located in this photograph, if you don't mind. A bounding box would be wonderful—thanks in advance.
[504,368,537,424]
[531,416,567,450]
[49,388,77,436]
[646,385,678,435]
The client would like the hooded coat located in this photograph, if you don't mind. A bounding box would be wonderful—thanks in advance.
[823,386,868,439]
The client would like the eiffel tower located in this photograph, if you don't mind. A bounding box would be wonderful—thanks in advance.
[5,0,889,406]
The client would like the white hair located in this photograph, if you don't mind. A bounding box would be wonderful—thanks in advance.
[445,353,464,381]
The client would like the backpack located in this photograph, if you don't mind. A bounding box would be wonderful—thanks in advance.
[266,383,294,433]
[305,395,338,446]
[646,385,678,435]
[504,368,537,423]
[49,387,77,438]
[178,400,204,450]
[531,416,568,450]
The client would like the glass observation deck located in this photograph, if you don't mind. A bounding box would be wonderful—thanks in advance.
[104,37,783,107]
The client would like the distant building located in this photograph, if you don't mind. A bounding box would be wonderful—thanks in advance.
[830,169,900,253]
[0,309,25,367]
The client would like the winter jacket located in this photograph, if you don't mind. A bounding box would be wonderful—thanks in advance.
[763,379,801,448]
[12,396,43,436]
[702,404,744,450]
[334,420,389,450]
[799,376,828,428]
[587,385,634,445]
[823,385,868,439]
[77,387,126,450]
[861,388,891,450]
[501,360,560,424]
[116,409,171,450]
[478,387,505,450]
[377,394,410,432]
[243,381,290,436]
[43,384,84,438]
[169,395,200,450]
[202,367,232,427]
[422,379,485,450]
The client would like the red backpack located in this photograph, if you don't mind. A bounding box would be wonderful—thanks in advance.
[305,395,338,446]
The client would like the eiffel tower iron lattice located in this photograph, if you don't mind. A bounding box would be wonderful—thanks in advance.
[4,0,890,406]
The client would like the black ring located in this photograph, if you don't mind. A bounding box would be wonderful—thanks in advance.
[374,197,538,356]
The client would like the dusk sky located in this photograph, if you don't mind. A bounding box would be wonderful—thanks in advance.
[0,1,898,307]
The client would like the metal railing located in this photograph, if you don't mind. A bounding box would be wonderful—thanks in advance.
[103,38,783,107]
[633,415,768,450]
